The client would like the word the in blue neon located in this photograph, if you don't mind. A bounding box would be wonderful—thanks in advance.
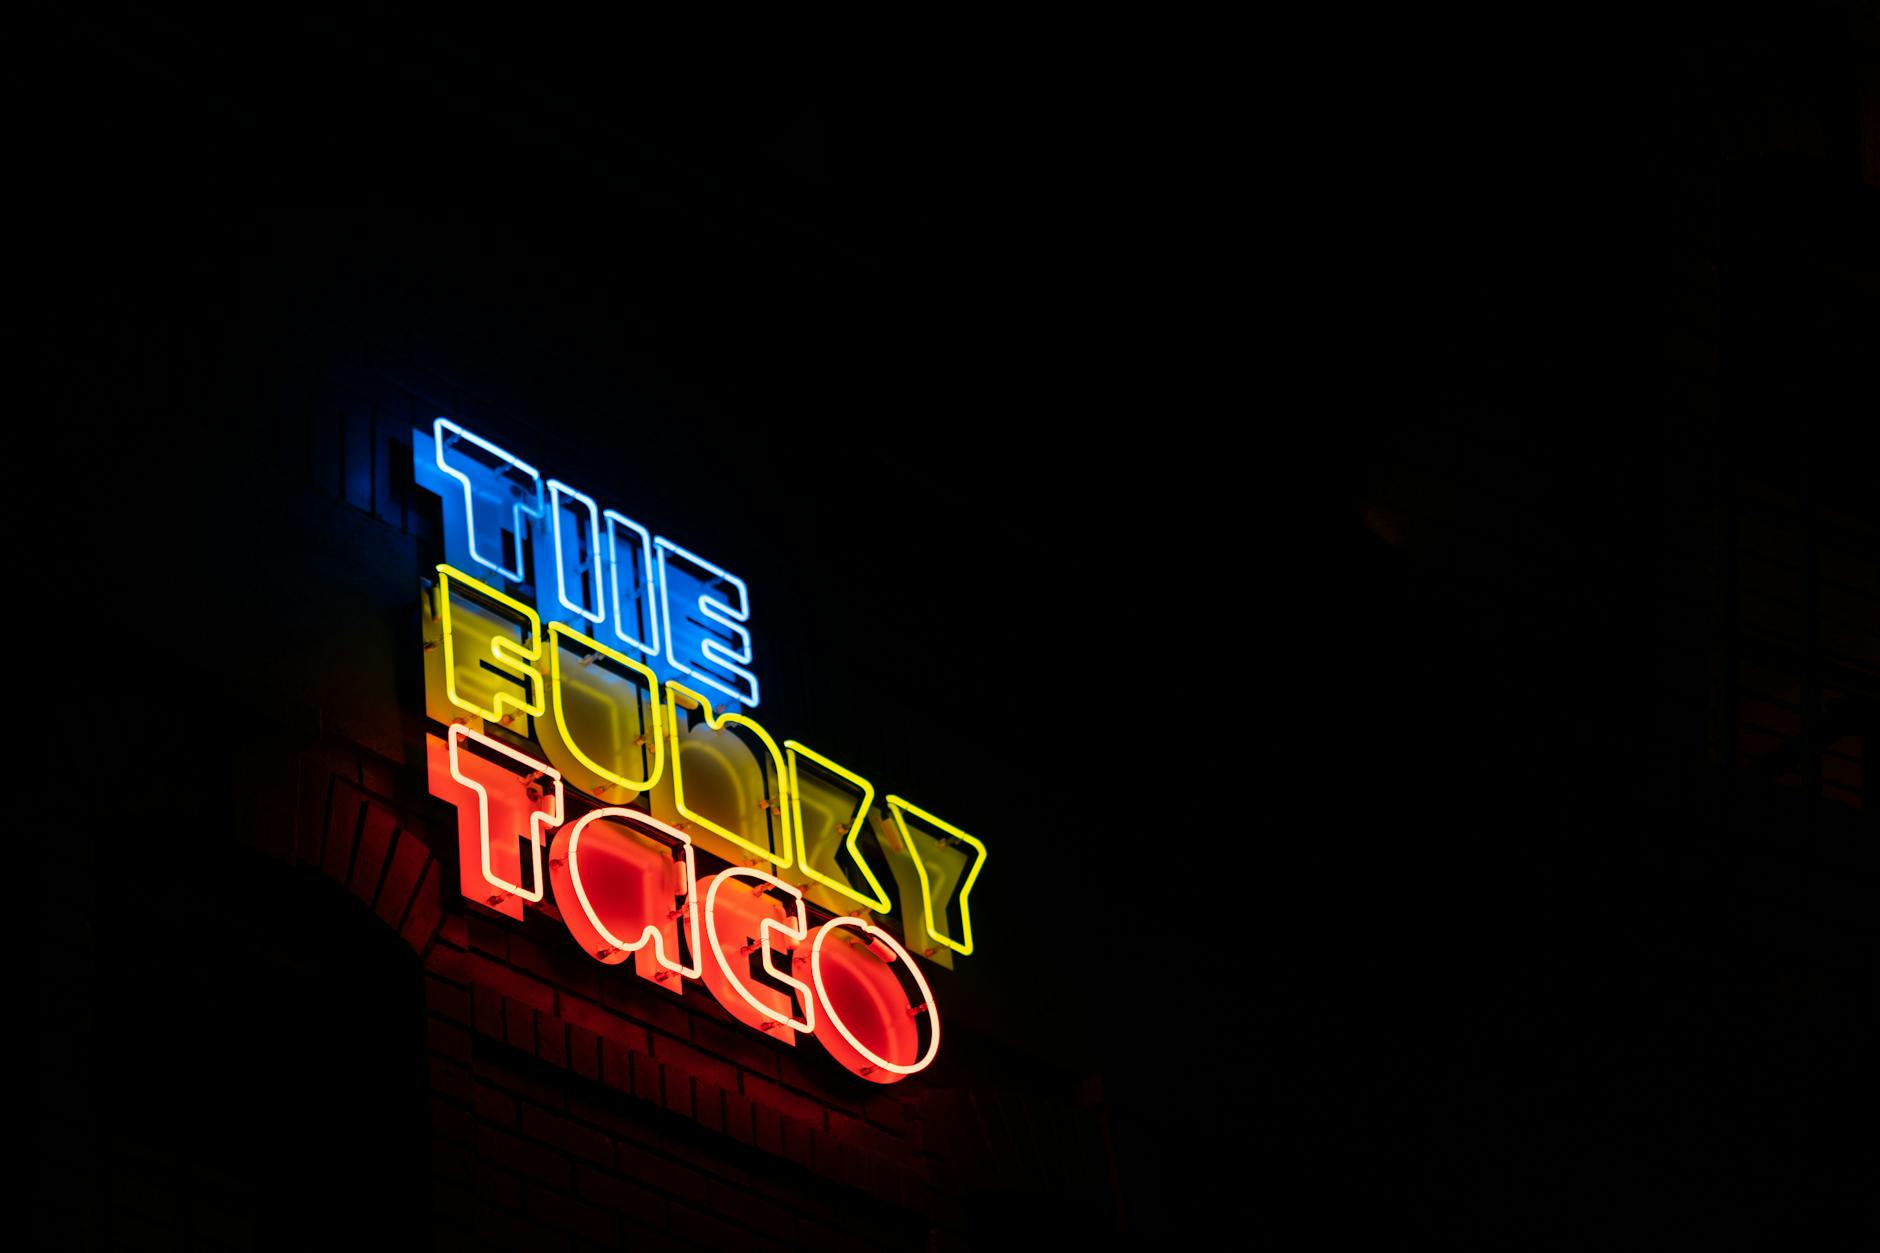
[414,418,760,707]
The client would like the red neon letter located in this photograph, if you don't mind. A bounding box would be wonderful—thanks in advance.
[425,727,564,921]
[809,919,939,1084]
[697,870,812,1044]
[548,807,701,992]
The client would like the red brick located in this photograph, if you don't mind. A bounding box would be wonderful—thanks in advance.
[474,985,505,1040]
[527,1182,618,1245]
[323,779,365,883]
[600,1039,635,1094]
[632,1051,663,1105]
[774,1113,812,1166]
[560,996,650,1055]
[743,1074,828,1129]
[670,1203,751,1252]
[779,1116,819,1167]
[374,831,431,930]
[349,804,399,901]
[509,931,601,999]
[568,1026,601,1082]
[804,1127,830,1175]
[613,1141,707,1205]
[600,977,692,1039]
[536,1011,569,1069]
[574,1165,667,1227]
[659,1065,693,1119]
[815,1138,853,1190]
[752,1103,782,1157]
[692,1080,725,1135]
[469,915,509,958]
[430,1057,474,1105]
[863,1091,911,1137]
[473,1054,567,1111]
[475,1085,519,1129]
[708,1178,792,1238]
[827,1110,900,1164]
[400,860,448,950]
[468,952,557,1013]
[503,996,537,1052]
[424,974,471,1025]
[473,1164,522,1210]
[721,1090,754,1146]
[652,1037,740,1094]
[688,1016,781,1080]
[777,1054,862,1116]
[439,914,468,947]
[522,1104,613,1167]
[659,1135,748,1187]
[424,941,468,982]
[475,1124,570,1189]
[565,1098,658,1149]
[357,753,402,801]
[427,1017,471,1064]
[744,1168,842,1227]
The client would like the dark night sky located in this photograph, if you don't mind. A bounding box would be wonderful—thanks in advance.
[33,7,1875,1244]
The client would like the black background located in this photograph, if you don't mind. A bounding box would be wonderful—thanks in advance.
[33,6,1876,1246]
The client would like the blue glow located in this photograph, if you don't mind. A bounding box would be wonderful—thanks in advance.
[604,509,660,658]
[657,538,760,708]
[429,418,543,583]
[547,480,606,625]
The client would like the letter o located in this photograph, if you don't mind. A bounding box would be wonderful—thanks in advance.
[809,918,939,1083]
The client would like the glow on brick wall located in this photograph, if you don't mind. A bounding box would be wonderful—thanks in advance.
[412,420,981,1083]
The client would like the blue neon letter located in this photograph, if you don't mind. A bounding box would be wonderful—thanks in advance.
[432,418,544,583]
[547,480,606,625]
[605,509,660,658]
[656,539,759,707]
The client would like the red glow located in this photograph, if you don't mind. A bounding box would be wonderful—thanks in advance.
[426,732,558,921]
[811,931,922,1083]
[549,812,689,992]
[697,872,803,1043]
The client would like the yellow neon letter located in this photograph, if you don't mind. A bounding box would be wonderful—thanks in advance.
[784,740,890,915]
[434,563,544,722]
[542,621,665,796]
[883,797,986,957]
[662,681,793,870]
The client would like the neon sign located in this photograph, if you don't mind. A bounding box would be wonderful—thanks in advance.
[413,419,984,1083]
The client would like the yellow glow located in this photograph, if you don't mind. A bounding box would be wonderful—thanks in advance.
[784,740,891,915]
[435,564,544,722]
[545,622,665,795]
[884,796,986,957]
[664,681,794,869]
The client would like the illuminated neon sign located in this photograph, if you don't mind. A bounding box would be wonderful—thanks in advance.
[413,419,984,1083]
